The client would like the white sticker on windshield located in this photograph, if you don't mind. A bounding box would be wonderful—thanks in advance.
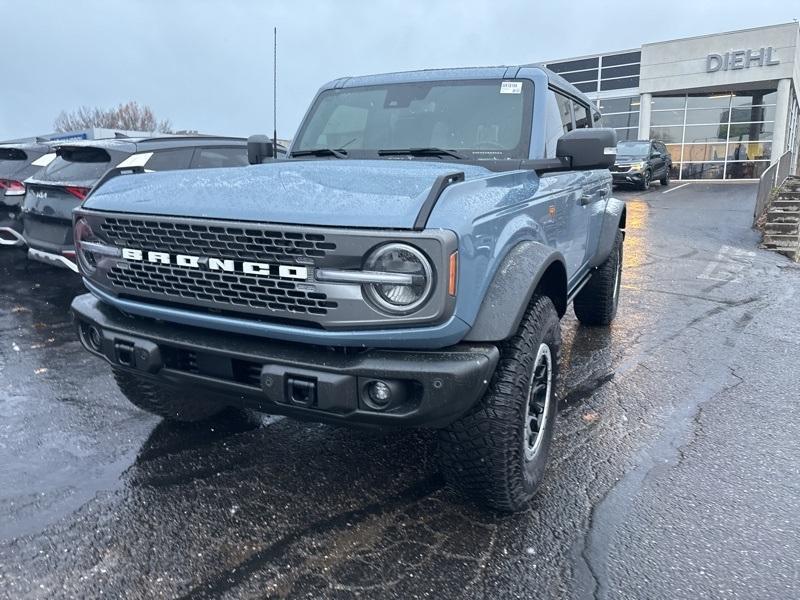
[116,152,153,168]
[31,152,56,167]
[500,81,523,94]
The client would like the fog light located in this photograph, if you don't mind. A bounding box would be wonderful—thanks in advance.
[368,381,392,406]
[87,325,102,351]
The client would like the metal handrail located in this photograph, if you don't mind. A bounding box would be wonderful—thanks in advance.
[753,150,792,225]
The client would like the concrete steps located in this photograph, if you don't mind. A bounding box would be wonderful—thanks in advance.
[760,176,800,261]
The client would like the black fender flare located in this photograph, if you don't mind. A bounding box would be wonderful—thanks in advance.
[464,241,567,343]
[590,198,626,268]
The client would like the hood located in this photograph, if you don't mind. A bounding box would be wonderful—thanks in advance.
[615,155,647,164]
[83,159,492,229]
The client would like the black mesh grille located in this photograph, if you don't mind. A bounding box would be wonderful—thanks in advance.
[99,217,337,262]
[108,262,337,315]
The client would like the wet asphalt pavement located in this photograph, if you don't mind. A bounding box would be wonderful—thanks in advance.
[1,182,799,599]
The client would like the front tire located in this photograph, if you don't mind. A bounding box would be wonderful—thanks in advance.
[112,368,226,422]
[638,170,651,190]
[438,294,561,512]
[660,167,670,186]
[574,230,623,326]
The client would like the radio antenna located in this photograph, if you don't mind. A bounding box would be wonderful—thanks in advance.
[273,26,277,154]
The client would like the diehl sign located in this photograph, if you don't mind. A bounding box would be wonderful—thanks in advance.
[706,47,779,72]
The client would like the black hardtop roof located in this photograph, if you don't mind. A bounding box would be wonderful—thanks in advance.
[54,135,247,154]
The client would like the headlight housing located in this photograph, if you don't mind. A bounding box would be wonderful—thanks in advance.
[74,217,99,275]
[630,161,647,172]
[363,243,434,314]
[74,217,120,275]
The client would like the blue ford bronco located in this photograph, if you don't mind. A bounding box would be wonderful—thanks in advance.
[70,66,625,511]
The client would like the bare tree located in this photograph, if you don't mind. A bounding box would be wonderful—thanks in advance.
[54,101,172,133]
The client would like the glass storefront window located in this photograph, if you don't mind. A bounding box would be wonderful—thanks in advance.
[650,126,684,143]
[728,121,772,141]
[604,113,640,128]
[687,94,732,109]
[651,96,686,110]
[681,163,725,179]
[729,105,775,123]
[731,90,777,107]
[725,161,771,178]
[728,142,772,161]
[682,143,728,162]
[614,127,639,141]
[684,124,729,143]
[597,97,639,113]
[685,108,729,125]
[651,109,684,126]
[649,89,777,179]
[665,144,682,162]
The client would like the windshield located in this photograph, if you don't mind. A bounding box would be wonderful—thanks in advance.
[292,79,533,161]
[617,141,650,158]
[0,148,28,177]
[37,147,112,183]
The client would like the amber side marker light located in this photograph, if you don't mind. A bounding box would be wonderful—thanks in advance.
[448,251,458,296]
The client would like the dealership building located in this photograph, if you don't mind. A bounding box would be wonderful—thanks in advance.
[540,22,800,180]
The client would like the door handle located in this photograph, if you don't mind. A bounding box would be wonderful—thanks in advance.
[581,189,608,205]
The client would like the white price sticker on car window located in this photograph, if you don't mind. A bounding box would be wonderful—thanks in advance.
[500,81,522,94]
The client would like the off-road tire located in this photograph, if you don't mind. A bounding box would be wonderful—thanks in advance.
[660,168,670,186]
[438,294,561,512]
[574,230,623,326]
[112,368,226,422]
[638,169,651,190]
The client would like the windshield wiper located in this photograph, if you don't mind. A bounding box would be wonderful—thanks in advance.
[378,147,466,160]
[291,148,348,159]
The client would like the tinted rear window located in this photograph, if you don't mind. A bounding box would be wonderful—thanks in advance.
[0,148,28,177]
[0,148,27,161]
[194,147,249,168]
[38,147,112,183]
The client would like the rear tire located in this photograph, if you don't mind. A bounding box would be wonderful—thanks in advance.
[574,230,623,326]
[112,368,226,422]
[438,294,561,512]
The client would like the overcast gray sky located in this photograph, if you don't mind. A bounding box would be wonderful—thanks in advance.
[1,0,798,141]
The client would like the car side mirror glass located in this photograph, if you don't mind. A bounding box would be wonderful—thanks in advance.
[556,128,617,170]
[247,135,275,165]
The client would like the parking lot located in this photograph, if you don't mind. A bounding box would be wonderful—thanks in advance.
[1,182,798,599]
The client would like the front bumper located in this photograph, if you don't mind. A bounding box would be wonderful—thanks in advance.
[71,293,499,429]
[611,171,644,185]
[28,248,79,272]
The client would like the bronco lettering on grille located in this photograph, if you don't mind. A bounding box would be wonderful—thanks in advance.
[121,248,309,280]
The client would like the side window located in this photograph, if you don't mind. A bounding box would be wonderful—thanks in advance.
[555,93,574,134]
[544,91,575,158]
[592,109,604,127]
[194,147,249,169]
[145,149,194,171]
[573,102,590,129]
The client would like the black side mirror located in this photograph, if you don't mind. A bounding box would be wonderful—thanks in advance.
[247,135,275,165]
[556,128,617,170]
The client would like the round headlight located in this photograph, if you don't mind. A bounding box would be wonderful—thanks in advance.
[74,217,98,275]
[363,243,434,314]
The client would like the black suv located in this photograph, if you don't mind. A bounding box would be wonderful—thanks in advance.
[0,141,55,246]
[611,140,672,190]
[22,136,247,271]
